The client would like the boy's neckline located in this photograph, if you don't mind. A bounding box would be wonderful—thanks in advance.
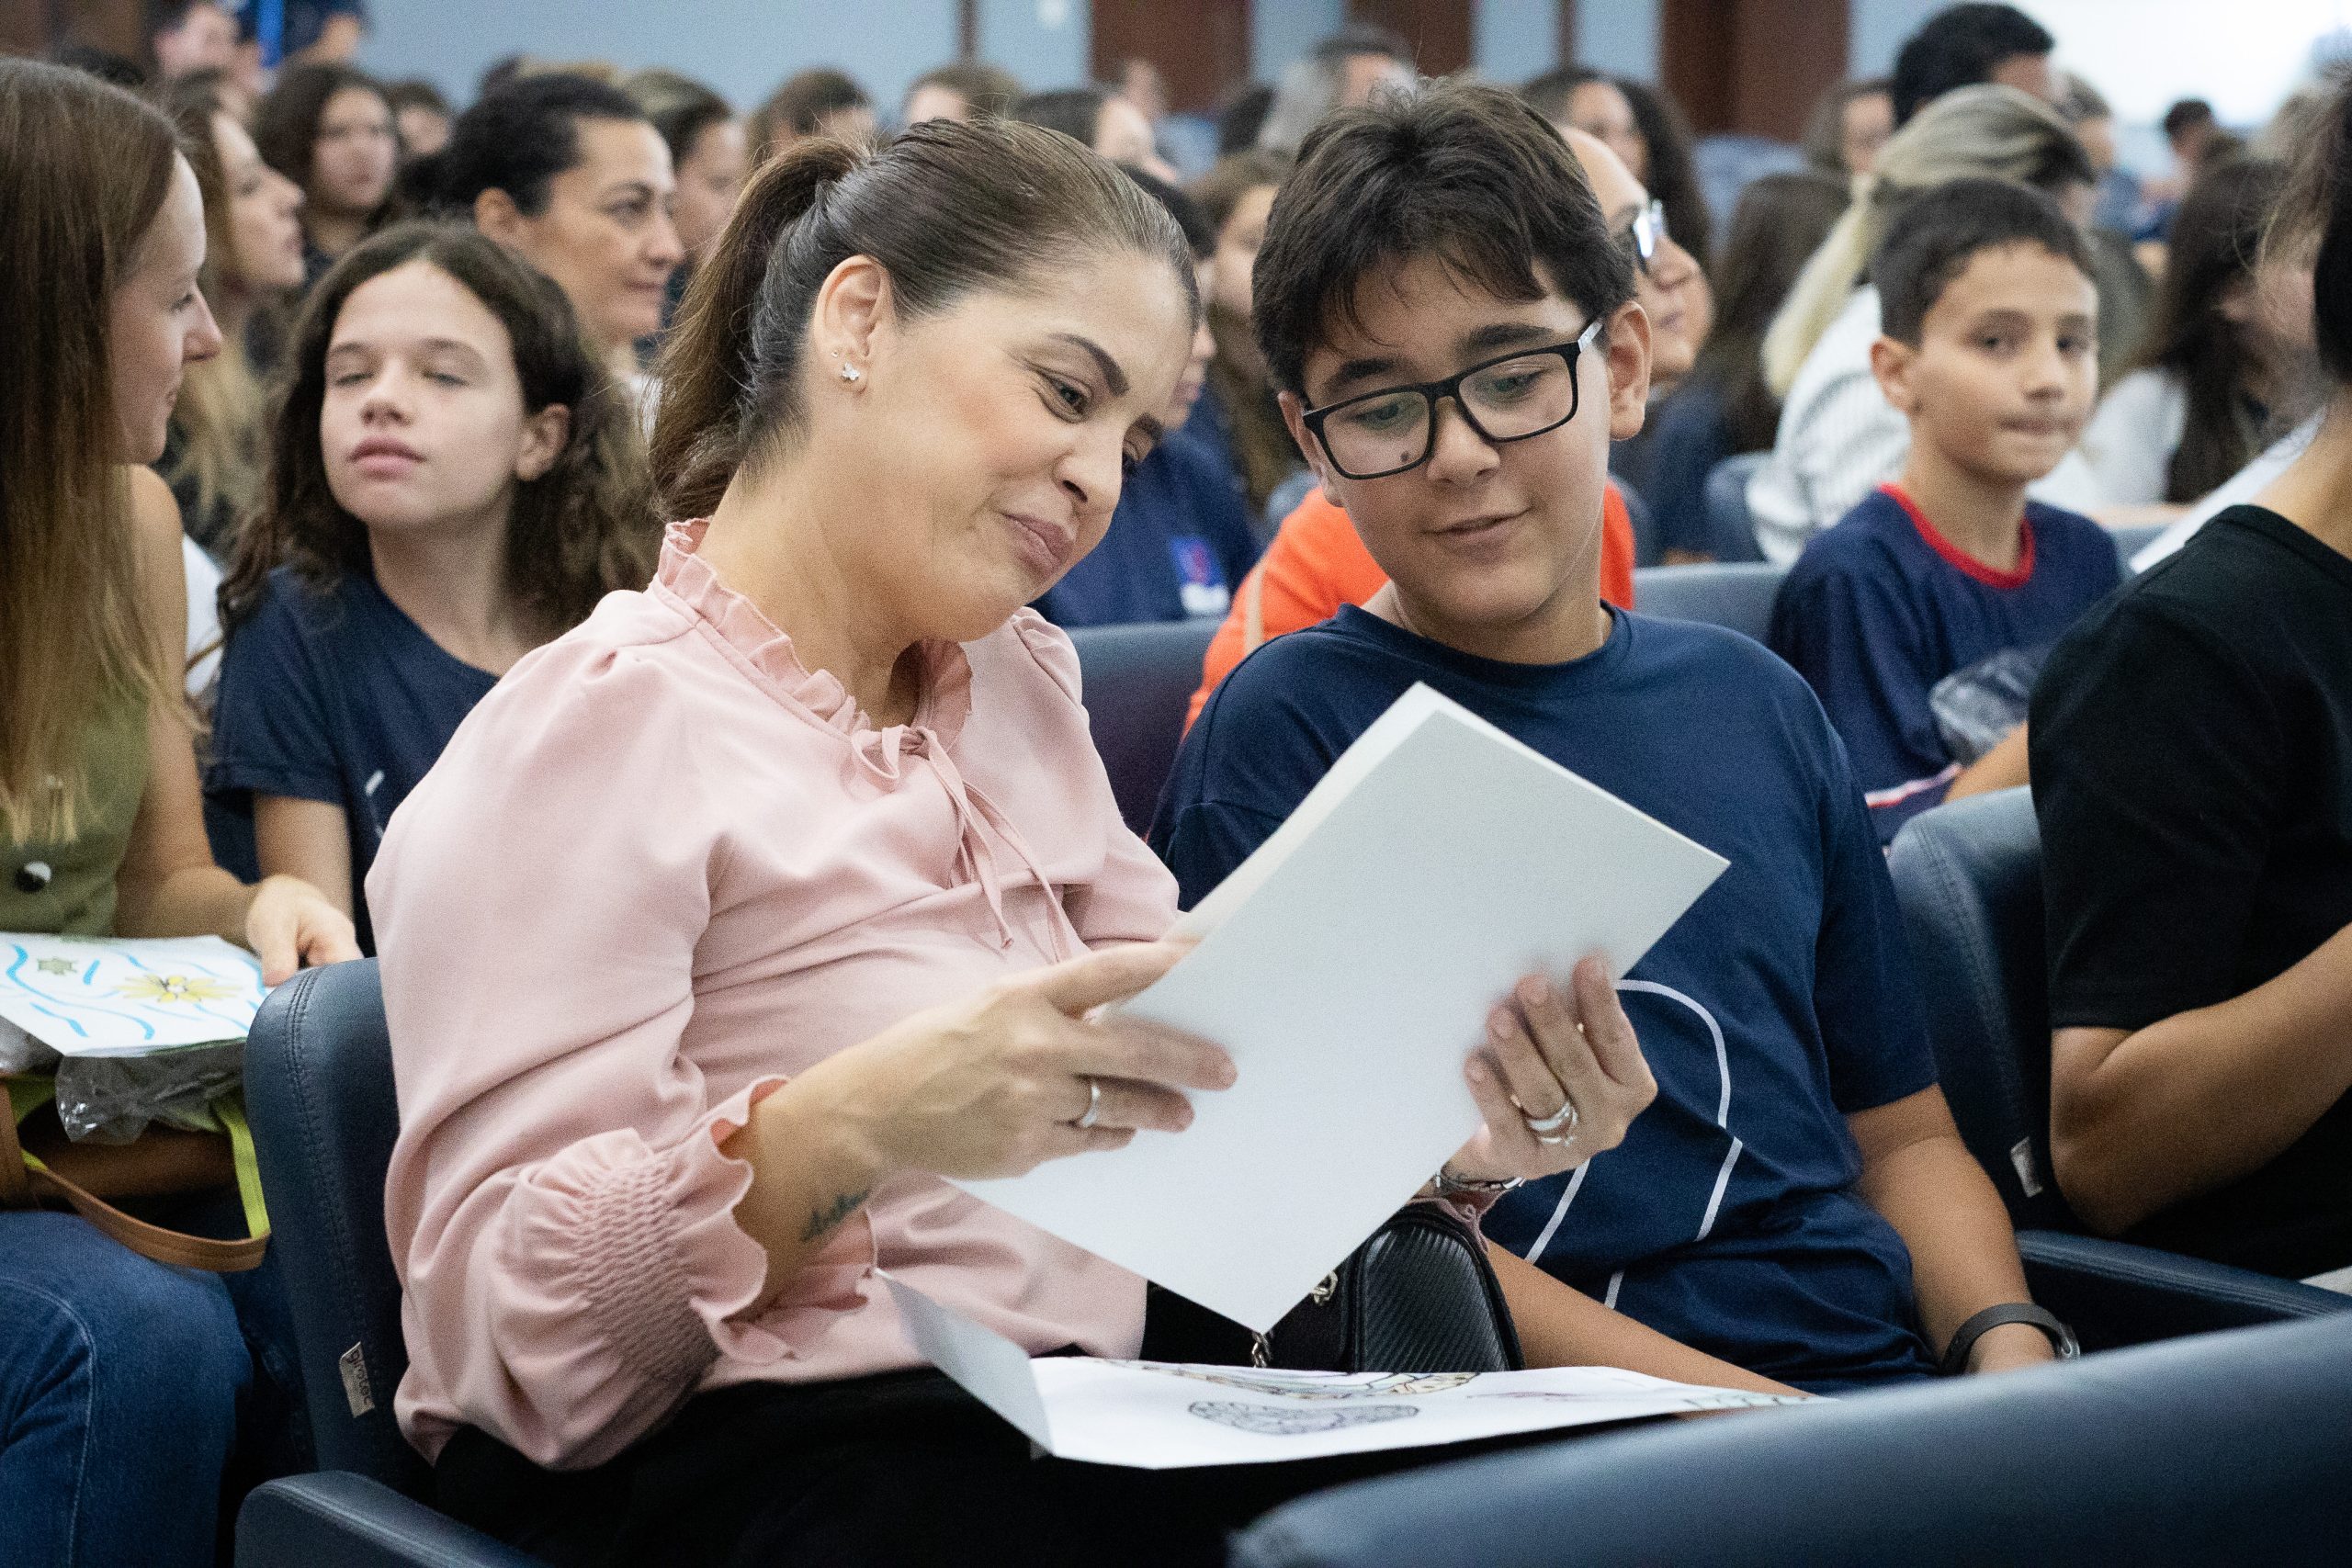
[1337,599,1629,687]
[1880,483,2035,591]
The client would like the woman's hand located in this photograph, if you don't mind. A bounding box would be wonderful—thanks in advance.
[1444,955,1656,1184]
[244,874,362,985]
[805,939,1237,1186]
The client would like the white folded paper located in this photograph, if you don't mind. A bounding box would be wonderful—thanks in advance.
[0,934,266,1064]
[888,1275,1804,1469]
[955,683,1727,1330]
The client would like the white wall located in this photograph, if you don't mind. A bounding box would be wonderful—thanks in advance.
[358,0,954,112]
[1475,0,1561,83]
[359,0,1063,116]
[1253,0,1344,85]
[1575,0,1659,80]
[1848,0,1943,75]
[975,0,1088,98]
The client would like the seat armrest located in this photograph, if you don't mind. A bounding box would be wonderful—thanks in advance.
[2018,1229,2352,1349]
[236,1472,548,1568]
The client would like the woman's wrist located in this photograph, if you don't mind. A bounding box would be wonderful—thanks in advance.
[759,1052,900,1192]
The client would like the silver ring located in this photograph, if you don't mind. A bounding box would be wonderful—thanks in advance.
[1521,1098,1578,1138]
[1072,1077,1103,1131]
[1533,1128,1578,1149]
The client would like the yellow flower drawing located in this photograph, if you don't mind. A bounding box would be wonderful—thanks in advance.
[114,973,242,1005]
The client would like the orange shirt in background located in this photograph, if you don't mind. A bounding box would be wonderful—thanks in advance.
[1185,483,1640,726]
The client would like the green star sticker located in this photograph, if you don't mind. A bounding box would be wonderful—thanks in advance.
[34,958,74,976]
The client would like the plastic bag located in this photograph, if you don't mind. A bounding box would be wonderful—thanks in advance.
[48,1042,245,1144]
[1930,646,2048,765]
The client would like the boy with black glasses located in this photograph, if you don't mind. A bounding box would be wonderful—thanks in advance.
[1151,82,2067,1391]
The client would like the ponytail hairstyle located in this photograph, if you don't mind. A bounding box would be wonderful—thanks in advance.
[220,222,661,638]
[0,60,184,844]
[1762,84,2091,396]
[651,118,1198,520]
[2273,66,2352,389]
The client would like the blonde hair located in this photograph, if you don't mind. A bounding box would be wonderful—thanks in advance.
[156,76,266,553]
[1,62,184,844]
[1762,85,2091,396]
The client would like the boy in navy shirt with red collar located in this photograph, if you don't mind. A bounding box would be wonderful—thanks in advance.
[1154,85,2066,1392]
[1770,177,2121,844]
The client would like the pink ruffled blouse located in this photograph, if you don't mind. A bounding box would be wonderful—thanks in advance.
[370,521,1179,1469]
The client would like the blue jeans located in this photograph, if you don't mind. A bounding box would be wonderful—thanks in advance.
[0,1210,300,1568]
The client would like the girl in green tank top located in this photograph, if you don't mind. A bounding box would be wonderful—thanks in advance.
[2,696,151,938]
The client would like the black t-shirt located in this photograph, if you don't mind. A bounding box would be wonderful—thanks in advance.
[2031,504,2352,1277]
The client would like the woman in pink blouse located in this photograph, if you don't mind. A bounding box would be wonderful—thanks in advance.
[373,119,1669,1567]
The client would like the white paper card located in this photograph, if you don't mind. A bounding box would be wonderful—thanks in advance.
[887,1274,1804,1469]
[956,684,1727,1330]
[0,935,266,1061]
[887,1273,1057,1451]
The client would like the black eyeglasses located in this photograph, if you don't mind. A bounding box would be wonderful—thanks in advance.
[1619,198,1668,276]
[1299,320,1604,480]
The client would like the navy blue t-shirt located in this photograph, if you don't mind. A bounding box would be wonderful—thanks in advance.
[1622,378,1732,559]
[1770,485,2121,843]
[1033,411,1261,628]
[206,566,498,952]
[1151,605,1940,1392]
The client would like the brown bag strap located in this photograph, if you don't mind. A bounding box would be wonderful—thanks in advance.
[0,1097,28,1208]
[15,1159,268,1270]
[4,1079,268,1272]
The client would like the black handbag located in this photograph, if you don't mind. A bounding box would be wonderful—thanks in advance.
[1140,1200,1524,1373]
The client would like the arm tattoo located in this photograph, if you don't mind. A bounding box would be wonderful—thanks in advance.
[800,1189,870,1244]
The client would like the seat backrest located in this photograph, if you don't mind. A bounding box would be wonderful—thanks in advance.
[1885,788,2074,1230]
[243,958,428,1495]
[1230,1310,2352,1568]
[1630,561,1787,644]
[2109,521,2166,567]
[1067,618,1221,834]
[1702,451,1770,563]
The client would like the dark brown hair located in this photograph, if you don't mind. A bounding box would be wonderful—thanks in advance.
[435,72,646,218]
[1614,77,1713,272]
[221,222,659,637]
[1872,175,2092,345]
[1013,86,1111,148]
[2131,156,2289,501]
[905,61,1023,120]
[1190,149,1296,514]
[255,62,398,205]
[2275,68,2352,387]
[624,67,732,174]
[0,60,183,841]
[1804,77,1893,175]
[651,118,1196,519]
[1689,169,1850,453]
[749,67,870,158]
[1191,148,1290,239]
[1252,80,1634,397]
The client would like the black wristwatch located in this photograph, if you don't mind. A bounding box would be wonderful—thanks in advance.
[1938,1303,2080,1376]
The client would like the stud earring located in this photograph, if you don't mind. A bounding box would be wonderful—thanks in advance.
[839,362,862,383]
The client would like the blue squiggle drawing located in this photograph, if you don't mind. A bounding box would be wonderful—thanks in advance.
[27,999,93,1040]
